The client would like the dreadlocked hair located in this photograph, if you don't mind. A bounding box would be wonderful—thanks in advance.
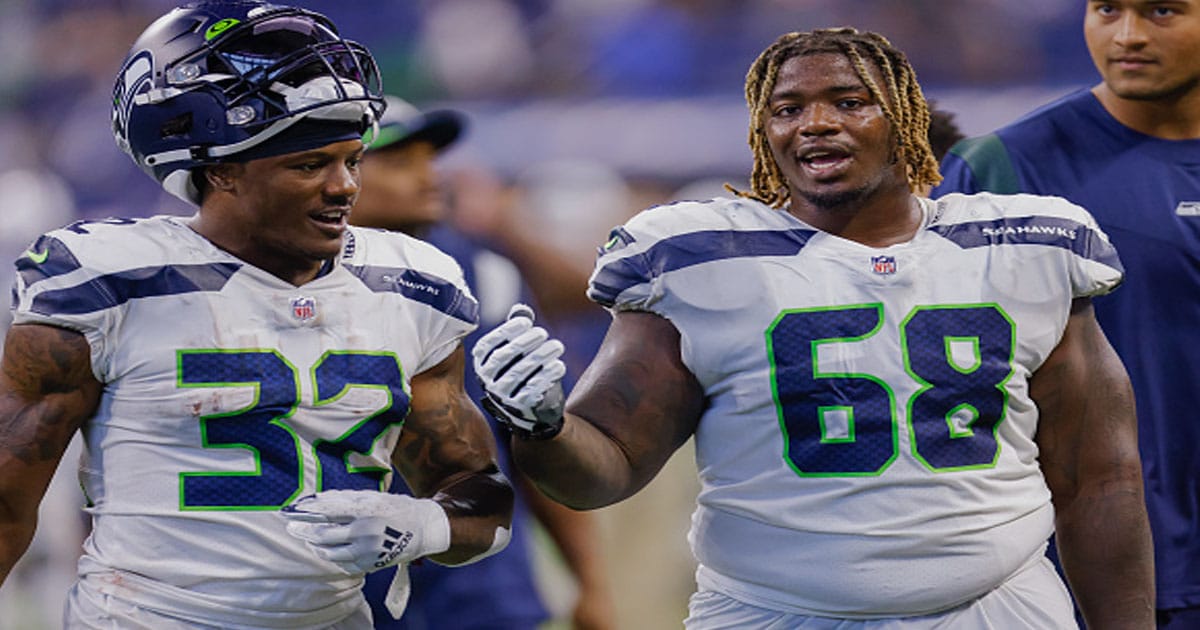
[728,27,942,208]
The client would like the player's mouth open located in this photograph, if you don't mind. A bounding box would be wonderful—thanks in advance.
[311,210,348,226]
[800,150,852,177]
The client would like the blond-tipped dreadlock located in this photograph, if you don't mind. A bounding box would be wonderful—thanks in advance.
[728,27,942,208]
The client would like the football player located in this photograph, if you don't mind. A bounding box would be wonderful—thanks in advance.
[0,2,512,627]
[475,27,1155,628]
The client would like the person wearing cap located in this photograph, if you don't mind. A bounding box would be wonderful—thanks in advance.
[353,96,616,630]
[0,2,513,627]
[352,96,468,236]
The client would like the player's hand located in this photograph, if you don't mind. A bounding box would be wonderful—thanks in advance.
[281,490,451,574]
[472,303,567,440]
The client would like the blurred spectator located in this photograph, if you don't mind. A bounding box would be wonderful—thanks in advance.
[927,102,967,162]
[352,96,616,630]
[580,0,707,96]
[420,0,538,98]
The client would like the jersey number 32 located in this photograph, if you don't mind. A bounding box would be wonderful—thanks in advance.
[176,349,406,510]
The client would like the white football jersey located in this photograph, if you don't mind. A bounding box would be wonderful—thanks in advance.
[587,193,1122,617]
[11,216,477,627]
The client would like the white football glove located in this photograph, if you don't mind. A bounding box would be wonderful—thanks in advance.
[281,490,451,574]
[472,303,567,440]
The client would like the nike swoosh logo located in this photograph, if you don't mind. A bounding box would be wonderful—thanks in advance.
[25,248,49,264]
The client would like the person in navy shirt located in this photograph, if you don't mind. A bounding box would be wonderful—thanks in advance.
[352,95,616,630]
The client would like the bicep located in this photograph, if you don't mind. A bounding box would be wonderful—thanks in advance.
[1031,298,1140,501]
[566,309,705,493]
[0,324,101,512]
[392,344,500,497]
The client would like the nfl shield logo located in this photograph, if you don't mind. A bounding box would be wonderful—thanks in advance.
[871,255,897,275]
[291,296,317,321]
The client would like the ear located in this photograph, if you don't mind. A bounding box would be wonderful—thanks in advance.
[204,164,243,193]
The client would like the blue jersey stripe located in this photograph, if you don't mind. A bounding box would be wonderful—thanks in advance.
[589,228,817,307]
[929,216,1124,272]
[347,265,479,324]
[29,262,242,316]
[15,236,82,287]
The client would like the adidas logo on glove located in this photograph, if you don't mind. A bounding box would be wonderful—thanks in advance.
[377,526,414,569]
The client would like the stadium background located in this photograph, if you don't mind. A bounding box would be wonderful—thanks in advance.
[0,1,1096,627]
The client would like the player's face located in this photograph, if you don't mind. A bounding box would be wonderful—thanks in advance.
[763,52,904,213]
[233,139,363,280]
[1085,0,1200,101]
[352,141,443,234]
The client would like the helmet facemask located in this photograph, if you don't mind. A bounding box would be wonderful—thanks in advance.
[113,4,386,205]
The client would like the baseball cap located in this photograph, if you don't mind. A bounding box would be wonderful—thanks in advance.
[367,95,465,153]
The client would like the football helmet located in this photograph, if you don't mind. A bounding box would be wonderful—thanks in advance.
[112,0,385,205]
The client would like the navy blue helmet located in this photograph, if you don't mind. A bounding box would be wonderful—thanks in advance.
[112,0,386,204]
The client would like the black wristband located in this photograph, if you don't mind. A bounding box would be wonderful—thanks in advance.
[479,395,563,441]
[509,418,563,441]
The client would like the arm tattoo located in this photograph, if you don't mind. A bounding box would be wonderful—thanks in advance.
[395,387,514,520]
[0,325,100,466]
[393,347,500,495]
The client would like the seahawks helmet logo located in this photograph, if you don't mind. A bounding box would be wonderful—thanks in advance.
[205,18,240,40]
[112,50,154,154]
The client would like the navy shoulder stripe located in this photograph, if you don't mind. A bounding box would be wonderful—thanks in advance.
[29,262,241,316]
[347,265,479,324]
[15,235,81,287]
[929,216,1123,272]
[589,227,816,307]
